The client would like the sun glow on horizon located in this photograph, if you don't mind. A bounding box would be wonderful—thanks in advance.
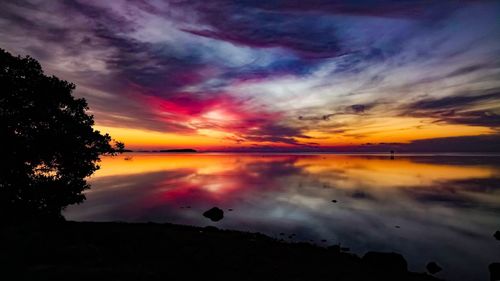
[95,116,495,150]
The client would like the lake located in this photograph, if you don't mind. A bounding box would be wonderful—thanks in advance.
[64,153,500,280]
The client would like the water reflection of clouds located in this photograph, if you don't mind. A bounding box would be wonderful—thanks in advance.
[65,154,500,280]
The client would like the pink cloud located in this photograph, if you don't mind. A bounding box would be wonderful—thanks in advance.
[140,91,305,145]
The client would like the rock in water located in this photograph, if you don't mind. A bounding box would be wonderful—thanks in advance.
[494,231,500,241]
[426,262,442,274]
[203,207,224,222]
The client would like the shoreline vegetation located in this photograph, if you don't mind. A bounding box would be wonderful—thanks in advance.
[2,221,443,281]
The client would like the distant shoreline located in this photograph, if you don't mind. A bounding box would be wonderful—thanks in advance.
[130,148,197,153]
[120,151,500,156]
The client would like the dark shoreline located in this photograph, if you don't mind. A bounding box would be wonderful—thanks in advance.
[1,221,442,281]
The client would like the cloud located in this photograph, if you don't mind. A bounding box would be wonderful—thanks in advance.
[361,134,500,153]
[298,103,377,121]
[242,124,310,145]
[401,90,500,128]
[211,133,500,152]
[400,134,500,152]
[405,91,499,111]
[0,0,499,148]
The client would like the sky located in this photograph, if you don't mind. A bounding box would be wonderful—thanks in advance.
[1,0,499,151]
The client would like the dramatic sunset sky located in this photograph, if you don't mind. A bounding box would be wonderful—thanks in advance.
[1,1,499,151]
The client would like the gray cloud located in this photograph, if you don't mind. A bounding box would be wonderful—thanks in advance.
[401,89,500,128]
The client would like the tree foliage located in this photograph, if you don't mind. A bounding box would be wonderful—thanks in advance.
[0,48,123,221]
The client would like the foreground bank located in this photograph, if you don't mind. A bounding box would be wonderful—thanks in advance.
[1,221,442,281]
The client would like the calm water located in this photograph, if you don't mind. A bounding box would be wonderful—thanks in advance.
[65,153,500,281]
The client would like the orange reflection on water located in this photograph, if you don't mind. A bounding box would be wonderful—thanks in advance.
[295,156,496,189]
[93,153,497,192]
[91,154,297,196]
[92,154,291,178]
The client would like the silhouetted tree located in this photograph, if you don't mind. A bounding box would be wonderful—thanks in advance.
[0,48,124,222]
